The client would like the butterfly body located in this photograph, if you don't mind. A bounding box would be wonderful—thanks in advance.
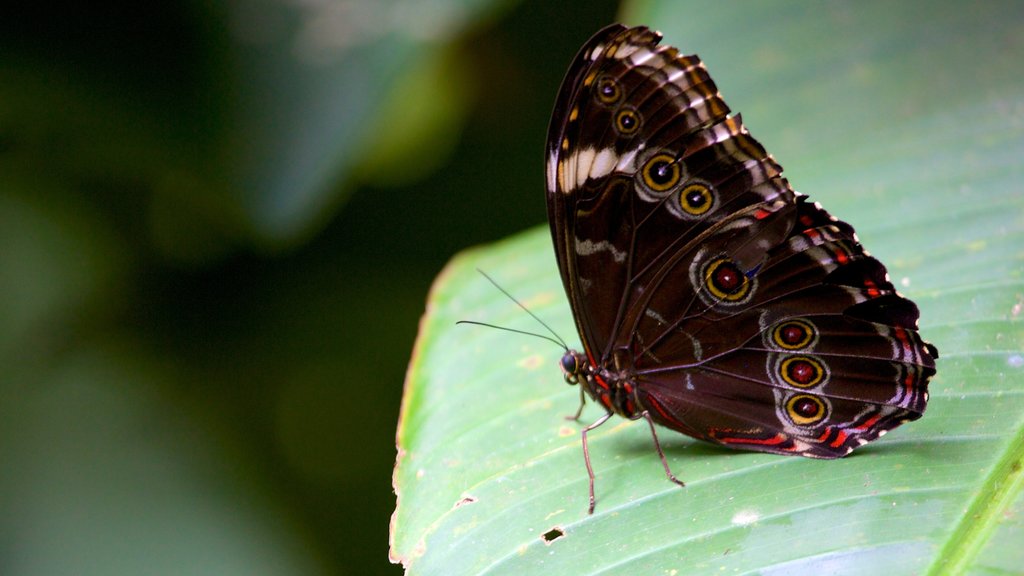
[546,23,937,478]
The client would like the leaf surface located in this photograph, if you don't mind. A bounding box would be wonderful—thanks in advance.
[392,2,1024,573]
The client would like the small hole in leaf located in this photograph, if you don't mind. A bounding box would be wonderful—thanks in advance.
[541,527,564,544]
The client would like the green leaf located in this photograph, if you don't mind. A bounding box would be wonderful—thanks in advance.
[392,2,1024,573]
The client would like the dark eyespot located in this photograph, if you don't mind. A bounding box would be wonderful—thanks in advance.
[785,394,828,426]
[780,355,827,388]
[641,153,681,192]
[772,319,816,350]
[704,258,751,302]
[678,182,714,216]
[595,77,621,105]
[614,108,640,135]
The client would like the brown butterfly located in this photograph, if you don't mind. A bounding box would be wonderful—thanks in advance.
[545,24,937,513]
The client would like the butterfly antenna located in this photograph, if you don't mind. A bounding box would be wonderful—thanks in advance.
[460,269,570,351]
[455,320,567,350]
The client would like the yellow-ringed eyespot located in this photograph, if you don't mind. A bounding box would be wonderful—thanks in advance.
[614,107,641,135]
[779,355,827,388]
[785,394,828,426]
[703,258,752,302]
[772,319,817,350]
[595,76,621,105]
[677,182,715,216]
[640,153,682,193]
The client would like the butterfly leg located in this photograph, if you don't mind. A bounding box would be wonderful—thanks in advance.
[581,410,613,514]
[642,410,686,488]
[565,387,586,421]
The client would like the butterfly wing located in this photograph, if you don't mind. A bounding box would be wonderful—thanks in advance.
[546,25,936,456]
[631,197,936,456]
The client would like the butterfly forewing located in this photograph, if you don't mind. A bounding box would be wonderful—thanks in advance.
[545,24,936,459]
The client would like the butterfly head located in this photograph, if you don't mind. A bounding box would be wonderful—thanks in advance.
[560,350,587,385]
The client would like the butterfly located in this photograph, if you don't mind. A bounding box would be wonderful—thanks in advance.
[545,24,937,513]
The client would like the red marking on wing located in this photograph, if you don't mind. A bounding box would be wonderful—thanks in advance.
[647,394,678,423]
[829,429,849,448]
[853,413,882,432]
[863,278,881,298]
[644,393,699,437]
[893,327,912,353]
[904,371,916,395]
[718,433,788,447]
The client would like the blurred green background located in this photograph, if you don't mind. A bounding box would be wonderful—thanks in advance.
[9,1,1022,574]
[0,0,619,574]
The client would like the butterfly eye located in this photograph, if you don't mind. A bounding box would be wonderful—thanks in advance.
[614,107,641,135]
[703,258,753,302]
[640,153,682,193]
[561,352,580,383]
[595,77,621,105]
[785,394,829,426]
[772,319,816,350]
[779,355,827,388]
[677,182,715,216]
